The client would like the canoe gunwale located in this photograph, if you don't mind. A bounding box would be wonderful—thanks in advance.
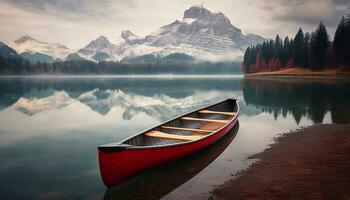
[98,98,239,151]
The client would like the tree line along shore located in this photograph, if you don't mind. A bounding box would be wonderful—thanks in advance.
[242,16,350,75]
[0,57,240,75]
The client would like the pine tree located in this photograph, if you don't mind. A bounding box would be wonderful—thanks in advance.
[334,16,350,66]
[304,32,311,67]
[293,28,307,67]
[243,47,251,73]
[280,37,290,66]
[262,41,268,62]
[274,34,283,69]
[346,17,350,66]
[310,22,330,69]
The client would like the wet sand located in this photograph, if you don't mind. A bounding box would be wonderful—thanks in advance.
[213,124,350,199]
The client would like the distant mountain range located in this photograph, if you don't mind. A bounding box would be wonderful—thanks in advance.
[1,5,266,63]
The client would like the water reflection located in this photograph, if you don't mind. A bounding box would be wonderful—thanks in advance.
[0,77,242,122]
[0,76,349,200]
[104,123,239,200]
[242,77,350,124]
[0,77,243,200]
[0,77,242,109]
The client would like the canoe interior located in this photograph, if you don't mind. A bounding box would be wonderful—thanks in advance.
[123,99,237,146]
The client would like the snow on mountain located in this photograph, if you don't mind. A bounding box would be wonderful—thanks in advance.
[245,33,266,46]
[69,5,266,62]
[9,35,72,61]
[121,30,144,45]
[72,32,158,62]
[70,35,119,62]
[109,30,141,46]
[138,5,265,61]
[11,87,237,120]
[6,5,265,63]
[77,88,234,121]
[13,91,74,115]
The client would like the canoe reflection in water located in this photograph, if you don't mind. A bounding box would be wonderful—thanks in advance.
[104,122,239,200]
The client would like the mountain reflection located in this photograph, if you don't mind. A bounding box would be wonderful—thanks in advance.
[0,77,241,108]
[13,91,73,115]
[2,76,349,124]
[242,77,350,124]
[1,76,349,200]
[10,88,234,121]
[1,77,242,121]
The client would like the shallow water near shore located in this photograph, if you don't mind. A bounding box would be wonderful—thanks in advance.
[0,76,349,200]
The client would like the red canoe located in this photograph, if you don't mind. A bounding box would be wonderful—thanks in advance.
[98,98,239,188]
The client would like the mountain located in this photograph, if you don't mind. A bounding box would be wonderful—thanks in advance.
[71,31,151,62]
[121,53,195,63]
[145,6,248,50]
[71,5,265,63]
[120,30,144,46]
[20,52,55,63]
[9,35,71,63]
[8,5,265,63]
[67,35,118,62]
[139,5,266,61]
[0,41,20,58]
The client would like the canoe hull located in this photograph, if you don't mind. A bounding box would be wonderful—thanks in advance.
[98,117,238,188]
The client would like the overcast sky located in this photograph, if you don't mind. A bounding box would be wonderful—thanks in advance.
[0,0,348,49]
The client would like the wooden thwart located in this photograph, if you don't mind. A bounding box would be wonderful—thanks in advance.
[145,131,202,141]
[200,122,224,131]
[161,126,213,133]
[199,110,236,116]
[181,117,229,124]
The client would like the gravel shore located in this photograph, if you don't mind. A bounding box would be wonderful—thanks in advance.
[213,124,350,200]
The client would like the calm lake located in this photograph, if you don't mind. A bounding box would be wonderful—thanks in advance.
[0,76,349,200]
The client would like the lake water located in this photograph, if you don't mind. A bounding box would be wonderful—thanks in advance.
[0,76,349,200]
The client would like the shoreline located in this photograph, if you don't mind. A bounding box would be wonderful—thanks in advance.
[213,124,350,199]
[245,68,350,78]
[0,74,243,79]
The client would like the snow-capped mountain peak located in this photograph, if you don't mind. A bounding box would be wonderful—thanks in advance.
[121,30,138,41]
[13,34,36,44]
[70,35,119,62]
[85,35,111,49]
[7,5,266,63]
[69,5,266,62]
[183,4,215,20]
[10,35,71,61]
[120,30,144,46]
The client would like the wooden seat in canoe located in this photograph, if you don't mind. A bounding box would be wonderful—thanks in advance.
[181,117,229,124]
[200,122,224,131]
[161,126,212,133]
[145,131,202,141]
[198,110,236,116]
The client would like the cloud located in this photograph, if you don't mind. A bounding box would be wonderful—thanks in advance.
[4,0,140,21]
[0,0,348,48]
[274,0,348,27]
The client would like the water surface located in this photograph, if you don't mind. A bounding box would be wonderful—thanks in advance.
[0,76,349,200]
